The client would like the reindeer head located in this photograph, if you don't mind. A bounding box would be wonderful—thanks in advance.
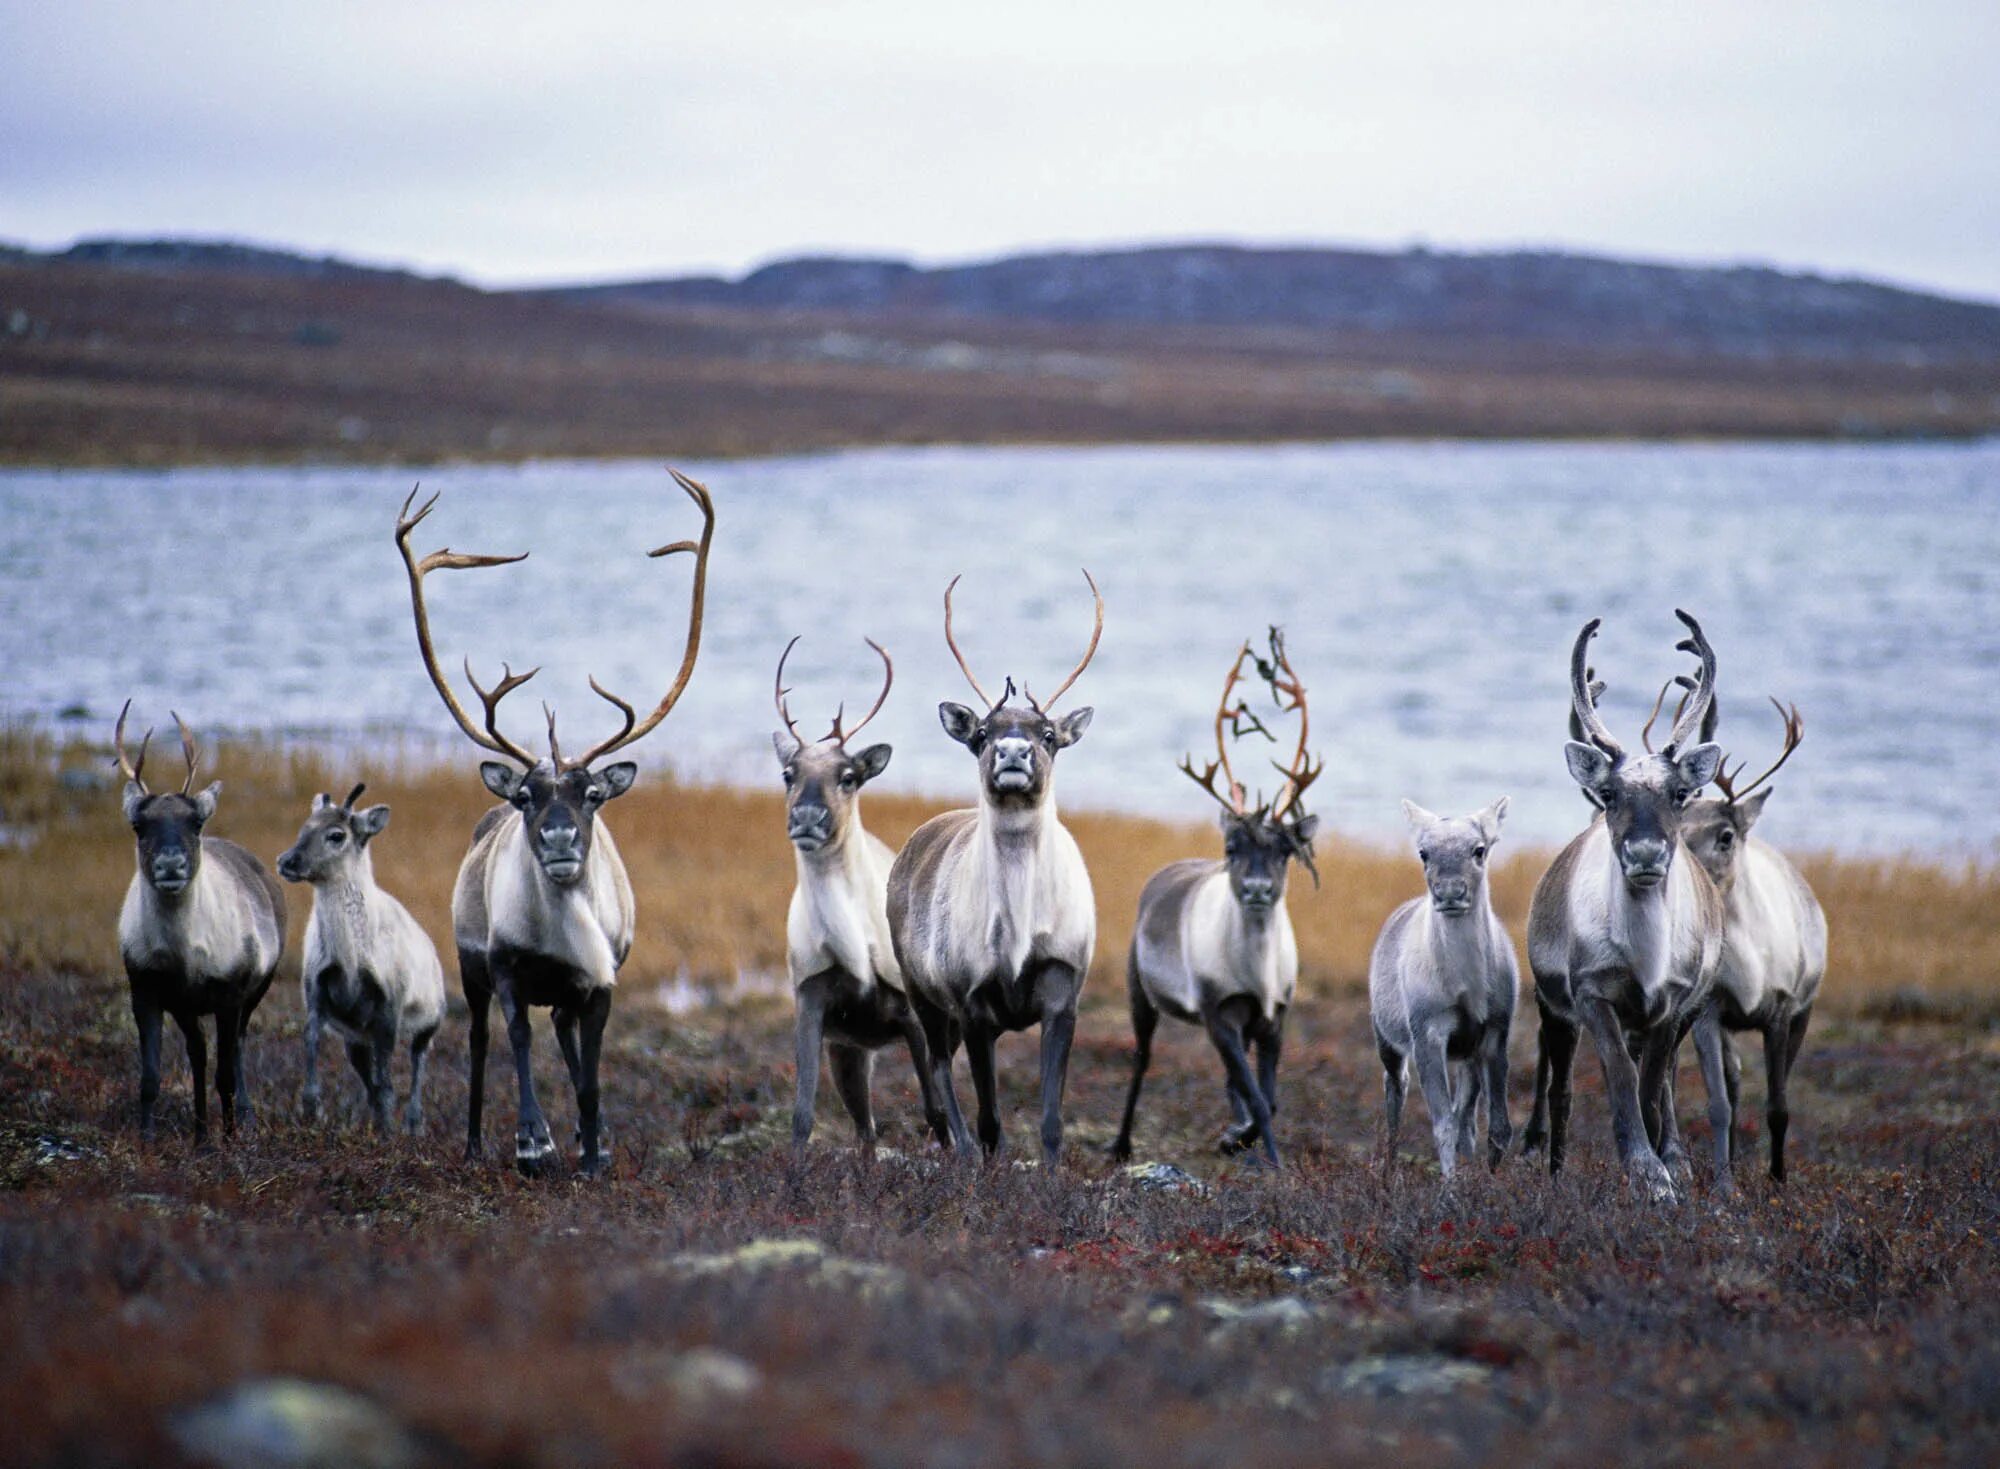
[936,572,1101,810]
[772,636,894,853]
[1563,611,1724,890]
[114,703,219,898]
[1180,629,1324,910]
[1402,797,1507,915]
[278,783,392,884]
[1681,697,1802,895]
[395,469,714,887]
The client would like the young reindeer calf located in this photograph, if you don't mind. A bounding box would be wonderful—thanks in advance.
[278,783,446,1134]
[1369,798,1516,1177]
[1113,631,1321,1168]
[772,637,947,1152]
[114,706,285,1143]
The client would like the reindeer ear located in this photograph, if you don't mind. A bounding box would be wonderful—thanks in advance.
[1564,742,1614,791]
[122,781,147,826]
[597,762,638,800]
[354,804,391,841]
[1477,796,1510,843]
[480,762,521,801]
[939,702,980,746]
[311,792,333,811]
[1734,788,1773,831]
[1055,707,1093,747]
[772,730,800,765]
[1400,799,1439,835]
[1675,742,1723,792]
[192,782,221,823]
[1290,813,1320,847]
[850,743,892,783]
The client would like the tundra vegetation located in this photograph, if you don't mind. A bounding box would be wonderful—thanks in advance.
[0,724,1996,1467]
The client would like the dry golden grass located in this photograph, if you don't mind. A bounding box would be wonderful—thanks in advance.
[3,725,1994,1014]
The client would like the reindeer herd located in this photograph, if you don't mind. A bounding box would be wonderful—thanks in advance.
[106,469,1827,1202]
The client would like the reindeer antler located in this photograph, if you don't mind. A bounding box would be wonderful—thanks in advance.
[395,485,538,767]
[942,574,994,709]
[559,467,716,771]
[1714,697,1803,805]
[1024,570,1104,714]
[1256,628,1322,819]
[1661,609,1717,756]
[113,699,153,791]
[827,639,893,746]
[773,635,808,749]
[1178,640,1256,815]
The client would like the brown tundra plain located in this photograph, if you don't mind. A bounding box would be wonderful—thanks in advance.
[1,726,1996,1467]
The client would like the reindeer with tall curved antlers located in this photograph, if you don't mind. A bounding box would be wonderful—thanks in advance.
[1522,612,1727,1202]
[1678,697,1825,1183]
[772,637,949,1152]
[1112,630,1321,1167]
[114,705,286,1143]
[885,572,1103,1164]
[395,469,714,1176]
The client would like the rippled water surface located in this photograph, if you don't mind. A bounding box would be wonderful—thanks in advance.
[3,441,1995,855]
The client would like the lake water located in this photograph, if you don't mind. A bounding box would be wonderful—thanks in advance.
[2,441,1995,857]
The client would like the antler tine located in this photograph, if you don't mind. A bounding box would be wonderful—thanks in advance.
[563,467,716,771]
[1662,608,1718,755]
[1025,569,1104,713]
[834,637,894,743]
[1723,697,1805,804]
[170,711,200,794]
[460,657,542,767]
[942,574,993,708]
[1567,666,1605,745]
[1569,619,1624,759]
[1261,627,1318,818]
[394,484,537,766]
[773,635,807,749]
[113,698,153,791]
[1213,641,1255,812]
[1177,754,1245,817]
[342,782,367,810]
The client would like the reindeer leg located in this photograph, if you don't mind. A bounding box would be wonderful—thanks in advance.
[1691,1006,1734,1192]
[1035,962,1080,1168]
[1205,998,1277,1167]
[913,991,971,1153]
[575,987,611,1178]
[1256,1015,1282,1120]
[1521,1000,1554,1156]
[405,1025,435,1136]
[830,1044,877,1155]
[172,1010,209,1146]
[1481,1023,1513,1168]
[368,1028,396,1134]
[1544,1012,1577,1177]
[1408,1017,1460,1179]
[791,973,829,1149]
[1451,1057,1482,1164]
[300,982,324,1122]
[132,987,163,1143]
[1764,1007,1800,1185]
[493,962,553,1174]
[964,1021,1004,1159]
[461,955,491,1162]
[1582,996,1676,1202]
[213,1001,244,1136]
[893,999,949,1150]
[1111,971,1158,1163]
[1377,1035,1408,1167]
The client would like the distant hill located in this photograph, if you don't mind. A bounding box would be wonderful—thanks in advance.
[3,236,453,285]
[567,244,2000,365]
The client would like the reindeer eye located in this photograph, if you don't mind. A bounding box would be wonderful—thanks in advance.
[326,828,346,846]
[1417,848,1430,863]
[1716,828,1734,847]
[781,769,795,787]
[839,770,858,790]
[1472,845,1486,862]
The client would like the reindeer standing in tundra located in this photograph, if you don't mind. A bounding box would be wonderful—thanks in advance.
[114,705,285,1143]
[886,572,1103,1164]
[1369,796,1516,1177]
[1112,631,1321,1168]
[395,470,714,1176]
[278,783,446,1135]
[1680,698,1826,1182]
[1520,612,1726,1202]
[772,637,947,1152]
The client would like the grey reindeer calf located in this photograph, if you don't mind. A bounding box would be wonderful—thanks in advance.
[772,637,948,1152]
[1369,798,1516,1177]
[278,783,446,1134]
[1113,631,1321,1168]
[114,705,285,1143]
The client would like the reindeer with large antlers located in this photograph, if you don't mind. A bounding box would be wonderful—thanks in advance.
[885,572,1103,1164]
[1521,612,1727,1202]
[395,469,714,1176]
[772,637,949,1152]
[113,704,286,1143]
[1111,630,1321,1168]
[1677,696,1826,1183]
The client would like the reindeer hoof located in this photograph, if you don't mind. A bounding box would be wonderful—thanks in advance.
[515,1133,556,1176]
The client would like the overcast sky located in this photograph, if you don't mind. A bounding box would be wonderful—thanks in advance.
[5,1,1997,299]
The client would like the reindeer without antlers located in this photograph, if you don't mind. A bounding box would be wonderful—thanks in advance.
[114,703,286,1143]
[1521,612,1727,1202]
[1676,694,1825,1182]
[885,571,1103,1163]
[771,636,950,1152]
[1112,629,1322,1167]
[395,469,715,1176]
